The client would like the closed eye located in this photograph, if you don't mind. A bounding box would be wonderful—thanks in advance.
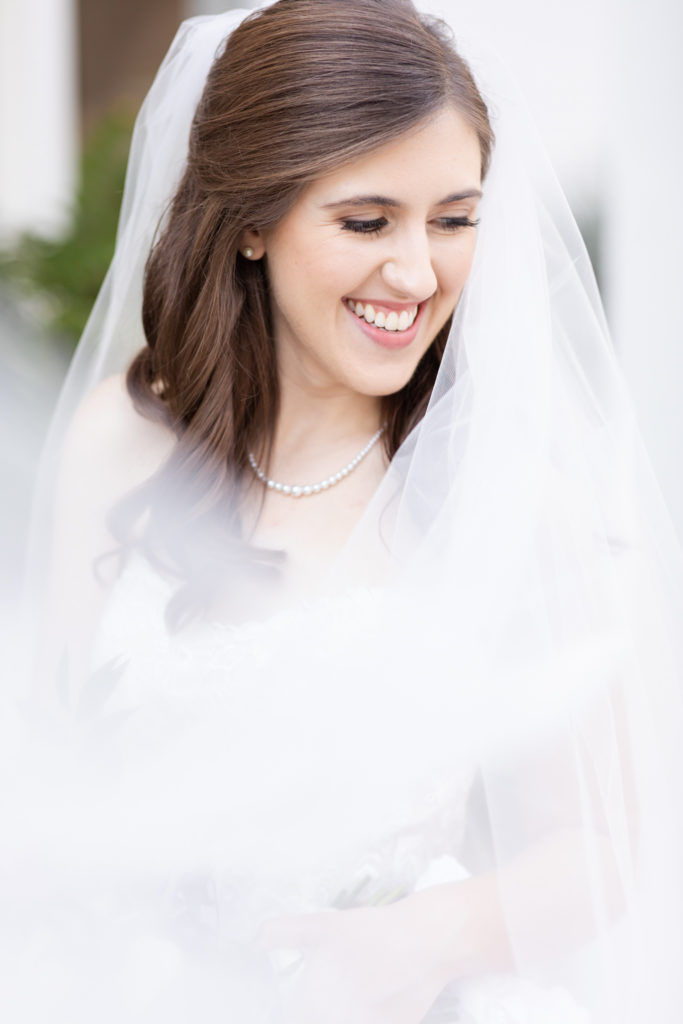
[438,216,480,230]
[341,215,479,236]
[341,218,388,236]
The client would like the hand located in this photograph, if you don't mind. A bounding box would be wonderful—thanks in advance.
[258,893,463,1024]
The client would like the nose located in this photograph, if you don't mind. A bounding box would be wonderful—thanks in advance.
[380,228,438,301]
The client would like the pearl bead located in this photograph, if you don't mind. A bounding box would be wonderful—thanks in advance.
[247,425,385,497]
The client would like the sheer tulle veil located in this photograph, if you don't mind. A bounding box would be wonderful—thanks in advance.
[13,2,683,1021]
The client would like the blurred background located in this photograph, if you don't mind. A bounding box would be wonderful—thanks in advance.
[0,0,681,607]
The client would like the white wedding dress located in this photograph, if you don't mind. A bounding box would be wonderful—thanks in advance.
[22,551,590,1024]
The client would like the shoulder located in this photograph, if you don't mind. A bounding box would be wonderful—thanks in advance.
[60,374,177,503]
[38,375,178,696]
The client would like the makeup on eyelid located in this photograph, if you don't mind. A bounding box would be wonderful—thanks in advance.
[341,216,480,236]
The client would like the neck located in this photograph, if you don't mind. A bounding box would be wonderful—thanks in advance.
[274,374,383,461]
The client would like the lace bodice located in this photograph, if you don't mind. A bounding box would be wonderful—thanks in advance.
[91,556,475,912]
[77,555,589,1023]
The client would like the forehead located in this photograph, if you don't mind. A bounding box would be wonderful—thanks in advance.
[307,105,482,205]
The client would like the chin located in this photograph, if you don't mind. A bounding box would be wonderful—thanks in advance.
[352,376,416,400]
[350,358,429,399]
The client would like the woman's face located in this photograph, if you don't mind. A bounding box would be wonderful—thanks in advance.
[253,105,483,399]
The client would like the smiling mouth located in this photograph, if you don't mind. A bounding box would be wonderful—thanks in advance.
[345,299,420,333]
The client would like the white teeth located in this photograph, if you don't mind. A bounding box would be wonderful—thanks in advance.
[347,299,419,332]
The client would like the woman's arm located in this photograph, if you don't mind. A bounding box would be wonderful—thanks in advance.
[257,822,626,1024]
[404,825,624,981]
[33,374,175,704]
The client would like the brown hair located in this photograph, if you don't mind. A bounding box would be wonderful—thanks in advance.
[120,0,493,619]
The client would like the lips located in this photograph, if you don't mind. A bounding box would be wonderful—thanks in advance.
[344,297,425,350]
[345,299,419,333]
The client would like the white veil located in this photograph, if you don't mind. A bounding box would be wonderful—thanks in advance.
[11,3,683,1022]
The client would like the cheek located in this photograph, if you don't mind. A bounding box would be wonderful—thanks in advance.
[274,247,345,307]
[438,240,477,296]
[265,221,319,294]
[308,243,371,297]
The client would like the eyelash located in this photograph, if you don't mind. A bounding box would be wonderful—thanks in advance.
[341,216,480,236]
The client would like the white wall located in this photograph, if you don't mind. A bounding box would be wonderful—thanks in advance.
[603,0,683,537]
[0,0,78,243]
[184,0,260,14]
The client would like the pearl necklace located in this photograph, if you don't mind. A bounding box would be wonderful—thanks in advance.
[248,426,385,498]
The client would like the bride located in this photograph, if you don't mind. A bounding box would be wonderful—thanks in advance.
[16,1,683,1022]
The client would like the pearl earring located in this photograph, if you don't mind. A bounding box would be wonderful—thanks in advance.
[243,247,255,259]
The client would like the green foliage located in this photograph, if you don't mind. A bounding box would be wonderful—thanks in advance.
[0,106,135,343]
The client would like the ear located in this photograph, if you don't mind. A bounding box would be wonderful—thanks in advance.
[238,229,265,260]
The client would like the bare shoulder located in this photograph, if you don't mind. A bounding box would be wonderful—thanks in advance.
[40,376,177,696]
[61,374,177,501]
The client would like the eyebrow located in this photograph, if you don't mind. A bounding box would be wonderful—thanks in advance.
[322,189,483,210]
